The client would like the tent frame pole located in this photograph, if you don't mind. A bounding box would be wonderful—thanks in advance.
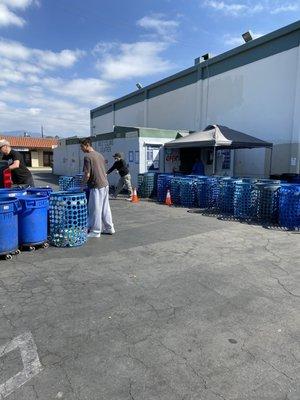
[269,146,273,177]
[212,146,217,175]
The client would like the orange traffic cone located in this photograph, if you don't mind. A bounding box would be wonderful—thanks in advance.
[131,188,139,203]
[165,189,172,206]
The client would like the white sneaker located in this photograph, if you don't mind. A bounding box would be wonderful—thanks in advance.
[102,228,115,235]
[88,231,101,238]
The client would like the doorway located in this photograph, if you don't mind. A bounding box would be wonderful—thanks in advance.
[43,151,53,167]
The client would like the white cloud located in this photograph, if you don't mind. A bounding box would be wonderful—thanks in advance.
[0,13,177,135]
[203,0,300,15]
[94,14,177,81]
[224,31,264,46]
[204,1,249,15]
[28,107,41,115]
[0,39,30,59]
[0,0,38,27]
[271,3,300,13]
[0,86,92,135]
[0,3,25,26]
[0,39,84,70]
[97,41,172,80]
[35,49,85,69]
[0,0,38,9]
[43,77,111,104]
[0,68,24,83]
[137,15,179,41]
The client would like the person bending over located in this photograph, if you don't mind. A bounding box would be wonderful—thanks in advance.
[107,152,133,199]
[0,139,34,187]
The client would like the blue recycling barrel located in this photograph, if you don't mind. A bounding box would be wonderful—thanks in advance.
[0,197,20,255]
[26,187,53,197]
[49,191,88,247]
[195,176,208,208]
[252,182,281,223]
[18,195,49,246]
[206,177,221,209]
[170,176,182,205]
[180,178,197,208]
[157,174,174,202]
[279,184,300,230]
[0,188,27,198]
[234,181,255,220]
[218,178,237,214]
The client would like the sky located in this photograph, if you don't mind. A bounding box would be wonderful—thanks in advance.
[0,0,299,137]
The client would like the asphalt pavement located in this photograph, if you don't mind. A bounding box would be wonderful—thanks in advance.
[0,171,299,400]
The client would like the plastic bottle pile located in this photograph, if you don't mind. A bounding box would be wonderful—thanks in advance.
[137,172,158,198]
[59,173,84,191]
[157,174,300,230]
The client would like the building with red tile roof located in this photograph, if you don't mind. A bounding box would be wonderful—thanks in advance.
[0,135,58,168]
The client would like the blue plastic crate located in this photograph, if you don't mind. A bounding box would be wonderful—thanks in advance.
[279,184,300,230]
[206,177,221,209]
[194,177,208,208]
[253,182,281,223]
[157,174,174,202]
[59,174,84,191]
[138,172,158,198]
[170,177,182,205]
[218,178,237,214]
[234,181,256,220]
[180,179,197,208]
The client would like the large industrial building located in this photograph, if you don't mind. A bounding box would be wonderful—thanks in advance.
[55,20,300,182]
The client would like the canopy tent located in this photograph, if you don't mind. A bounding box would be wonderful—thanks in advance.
[164,125,273,174]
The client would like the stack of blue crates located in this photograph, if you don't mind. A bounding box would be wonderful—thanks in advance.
[170,177,182,205]
[233,180,255,220]
[279,184,300,230]
[218,178,237,214]
[253,182,281,223]
[194,177,208,208]
[138,172,157,198]
[157,174,173,203]
[206,177,221,209]
[180,178,197,208]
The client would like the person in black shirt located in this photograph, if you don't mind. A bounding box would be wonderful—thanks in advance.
[0,140,34,187]
[107,152,133,199]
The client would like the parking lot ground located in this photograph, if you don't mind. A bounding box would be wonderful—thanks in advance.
[0,171,299,400]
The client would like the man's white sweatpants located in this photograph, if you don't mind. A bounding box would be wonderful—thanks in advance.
[88,186,114,234]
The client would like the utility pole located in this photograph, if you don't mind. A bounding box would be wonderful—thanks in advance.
[41,125,44,138]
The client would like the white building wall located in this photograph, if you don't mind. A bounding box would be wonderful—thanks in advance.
[203,47,299,176]
[53,141,81,176]
[90,40,300,175]
[92,112,114,135]
[115,102,145,127]
[147,83,198,130]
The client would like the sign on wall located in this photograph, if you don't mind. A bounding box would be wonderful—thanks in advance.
[97,139,113,153]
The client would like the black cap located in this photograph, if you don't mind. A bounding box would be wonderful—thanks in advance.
[113,153,122,158]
